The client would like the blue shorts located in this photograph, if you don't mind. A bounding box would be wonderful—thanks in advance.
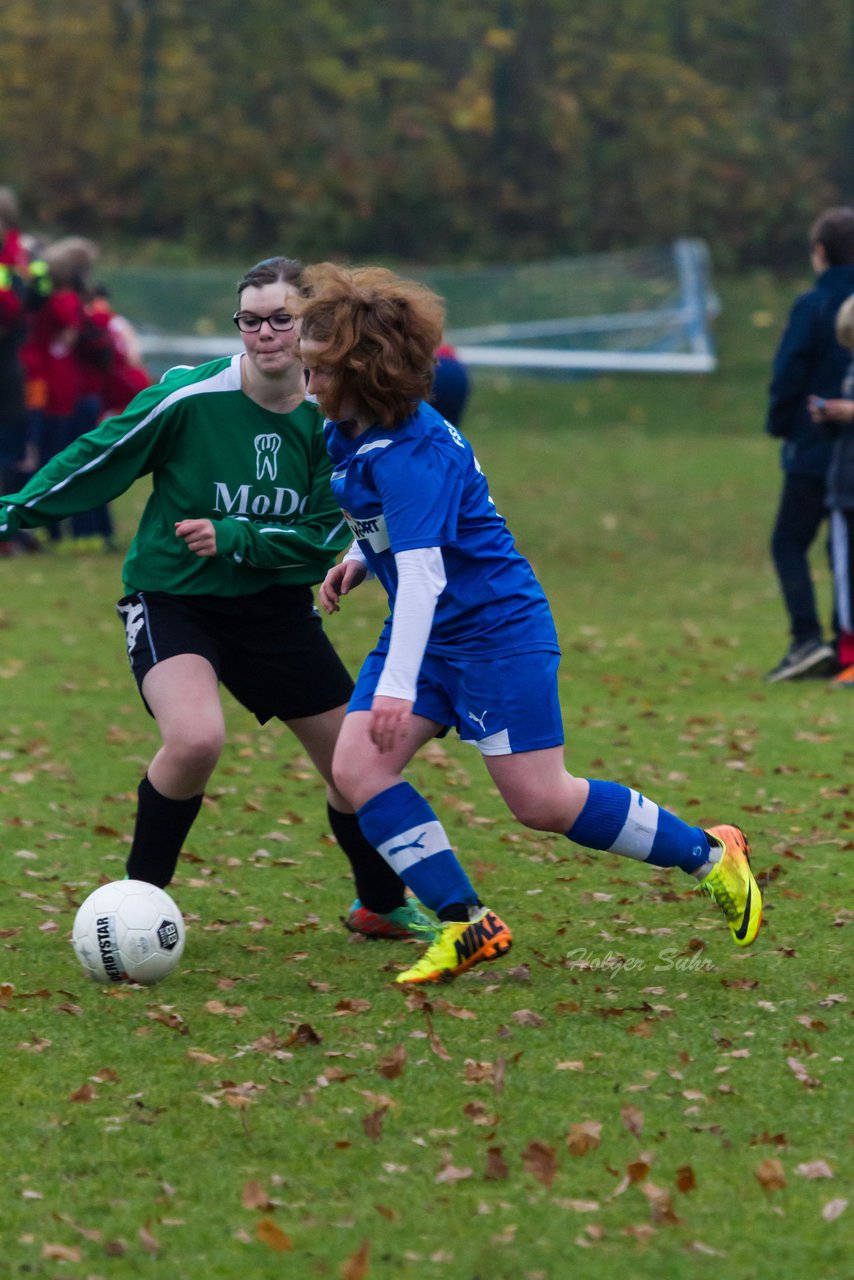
[349,647,564,756]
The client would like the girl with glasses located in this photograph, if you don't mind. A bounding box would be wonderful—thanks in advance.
[0,256,431,941]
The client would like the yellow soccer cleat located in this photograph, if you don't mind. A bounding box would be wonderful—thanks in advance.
[395,908,512,984]
[698,824,763,947]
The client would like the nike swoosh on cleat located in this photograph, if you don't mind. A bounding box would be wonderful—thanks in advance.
[734,883,752,941]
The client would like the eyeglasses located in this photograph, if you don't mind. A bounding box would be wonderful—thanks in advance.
[232,311,295,333]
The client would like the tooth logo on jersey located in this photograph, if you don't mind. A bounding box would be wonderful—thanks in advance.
[254,434,281,481]
[342,508,390,553]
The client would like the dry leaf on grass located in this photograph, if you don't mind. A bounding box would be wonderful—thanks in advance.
[376,1044,406,1080]
[566,1120,602,1156]
[242,1179,274,1210]
[340,1239,371,1280]
[485,1147,510,1180]
[620,1104,644,1137]
[822,1198,848,1222]
[521,1141,558,1188]
[256,1218,292,1252]
[796,1160,834,1179]
[41,1244,82,1262]
[755,1158,786,1192]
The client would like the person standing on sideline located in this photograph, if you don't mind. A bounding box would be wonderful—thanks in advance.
[299,263,762,986]
[0,257,431,940]
[765,206,854,682]
[807,292,854,686]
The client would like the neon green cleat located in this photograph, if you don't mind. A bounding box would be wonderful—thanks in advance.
[395,908,512,984]
[344,898,437,941]
[697,824,763,947]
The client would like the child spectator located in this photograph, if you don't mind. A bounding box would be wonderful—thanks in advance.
[807,293,854,685]
[764,206,854,682]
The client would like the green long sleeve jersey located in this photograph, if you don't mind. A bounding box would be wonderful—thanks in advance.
[0,355,350,595]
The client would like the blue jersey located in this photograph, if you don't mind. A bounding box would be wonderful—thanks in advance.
[325,403,559,659]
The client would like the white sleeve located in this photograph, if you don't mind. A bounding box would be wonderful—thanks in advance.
[342,538,373,577]
[375,546,447,701]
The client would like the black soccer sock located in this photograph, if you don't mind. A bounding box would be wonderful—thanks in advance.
[326,803,407,914]
[126,775,204,888]
[438,901,483,923]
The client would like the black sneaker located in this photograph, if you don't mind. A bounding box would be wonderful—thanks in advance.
[765,639,835,683]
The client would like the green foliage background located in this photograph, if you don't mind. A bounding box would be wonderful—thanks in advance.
[1,0,853,266]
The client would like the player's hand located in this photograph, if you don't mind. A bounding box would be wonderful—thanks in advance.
[812,397,854,423]
[175,518,218,556]
[368,695,414,754]
[319,560,367,613]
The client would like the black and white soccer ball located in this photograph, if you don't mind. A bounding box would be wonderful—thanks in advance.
[72,879,186,986]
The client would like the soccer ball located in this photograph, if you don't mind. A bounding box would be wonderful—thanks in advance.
[72,880,186,986]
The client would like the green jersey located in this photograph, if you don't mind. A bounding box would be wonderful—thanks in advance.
[0,355,350,595]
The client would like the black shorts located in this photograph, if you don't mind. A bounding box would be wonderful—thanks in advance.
[116,585,355,724]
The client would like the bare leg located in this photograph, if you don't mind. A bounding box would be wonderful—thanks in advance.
[143,654,225,798]
[483,747,589,831]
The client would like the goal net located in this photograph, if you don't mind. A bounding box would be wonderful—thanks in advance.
[133,239,718,378]
[431,239,718,374]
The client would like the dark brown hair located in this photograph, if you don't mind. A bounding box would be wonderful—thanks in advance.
[298,263,445,429]
[809,207,854,266]
[237,256,304,297]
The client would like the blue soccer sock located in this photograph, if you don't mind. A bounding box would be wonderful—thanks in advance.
[357,782,478,916]
[566,779,712,874]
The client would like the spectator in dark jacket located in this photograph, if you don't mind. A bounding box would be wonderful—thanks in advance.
[764,206,854,682]
[807,293,854,685]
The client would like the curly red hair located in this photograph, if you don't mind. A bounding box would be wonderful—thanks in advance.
[298,263,445,429]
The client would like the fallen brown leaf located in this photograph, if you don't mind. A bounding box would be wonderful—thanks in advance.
[362,1107,387,1141]
[620,1104,644,1137]
[340,1238,371,1279]
[755,1158,787,1192]
[256,1218,292,1252]
[68,1083,97,1103]
[41,1244,81,1263]
[566,1120,602,1157]
[521,1141,558,1188]
[822,1198,848,1222]
[242,1179,274,1210]
[335,998,371,1015]
[376,1044,406,1080]
[512,1009,545,1027]
[485,1146,510,1180]
[640,1181,681,1225]
[796,1160,834,1180]
[139,1224,160,1255]
[786,1057,822,1089]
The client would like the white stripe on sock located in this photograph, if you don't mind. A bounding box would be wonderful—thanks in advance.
[607,790,659,861]
[378,820,450,874]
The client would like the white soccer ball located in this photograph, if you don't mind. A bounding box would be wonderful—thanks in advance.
[72,879,186,986]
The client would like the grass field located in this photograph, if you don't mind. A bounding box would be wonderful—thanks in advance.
[1,273,850,1279]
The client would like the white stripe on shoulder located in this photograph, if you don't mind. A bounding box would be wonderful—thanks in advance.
[323,517,348,545]
[355,439,393,456]
[23,358,243,510]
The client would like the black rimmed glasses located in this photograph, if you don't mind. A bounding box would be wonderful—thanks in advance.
[233,311,296,333]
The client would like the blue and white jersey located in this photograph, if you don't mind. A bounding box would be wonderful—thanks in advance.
[325,402,559,658]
